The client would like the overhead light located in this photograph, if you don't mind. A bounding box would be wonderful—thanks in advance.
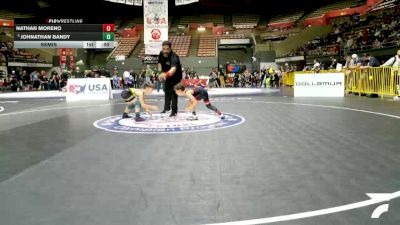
[197,26,205,32]
[37,1,49,8]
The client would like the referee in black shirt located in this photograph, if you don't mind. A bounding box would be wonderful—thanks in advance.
[158,41,182,117]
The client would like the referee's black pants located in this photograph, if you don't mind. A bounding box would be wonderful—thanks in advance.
[164,84,178,114]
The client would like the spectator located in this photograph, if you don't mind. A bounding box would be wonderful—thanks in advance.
[9,71,21,92]
[40,71,49,90]
[123,71,130,88]
[50,73,60,90]
[329,57,338,69]
[112,74,120,89]
[31,71,40,90]
[60,72,69,89]
[312,60,321,73]
[219,69,226,88]
[363,53,380,67]
[351,54,363,67]
[145,65,153,82]
[373,39,382,48]
[382,49,400,67]
[208,70,218,88]
[22,70,31,91]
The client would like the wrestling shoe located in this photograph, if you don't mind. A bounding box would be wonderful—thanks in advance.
[122,113,132,119]
[134,117,146,122]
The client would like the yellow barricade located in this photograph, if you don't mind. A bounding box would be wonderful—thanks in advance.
[392,66,400,96]
[283,72,295,86]
[345,67,397,97]
[283,67,400,97]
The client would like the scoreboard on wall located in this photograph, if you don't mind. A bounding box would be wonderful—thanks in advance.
[14,19,115,49]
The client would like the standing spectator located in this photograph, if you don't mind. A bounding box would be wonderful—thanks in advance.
[123,71,130,88]
[234,73,239,87]
[350,54,365,96]
[351,54,363,67]
[219,69,226,88]
[113,74,121,89]
[154,72,161,92]
[329,57,338,69]
[382,49,400,99]
[344,55,354,92]
[362,53,380,97]
[270,71,279,88]
[31,71,40,91]
[158,41,183,117]
[260,68,266,88]
[312,60,321,73]
[382,49,400,67]
[22,70,31,91]
[208,70,218,88]
[182,68,186,80]
[134,72,140,88]
[363,53,380,67]
[145,65,153,83]
[151,72,157,84]
[127,73,133,88]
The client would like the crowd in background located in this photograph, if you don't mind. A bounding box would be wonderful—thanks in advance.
[205,66,283,89]
[301,48,399,73]
[283,9,400,58]
[0,70,71,92]
[0,41,42,62]
[2,49,398,92]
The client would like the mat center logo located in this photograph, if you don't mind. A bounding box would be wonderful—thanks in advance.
[94,112,245,134]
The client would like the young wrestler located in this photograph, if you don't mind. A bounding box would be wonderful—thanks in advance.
[121,82,159,121]
[173,83,225,120]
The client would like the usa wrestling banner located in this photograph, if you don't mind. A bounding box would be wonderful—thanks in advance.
[144,0,168,55]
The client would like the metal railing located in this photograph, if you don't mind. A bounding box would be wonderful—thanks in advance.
[283,67,400,97]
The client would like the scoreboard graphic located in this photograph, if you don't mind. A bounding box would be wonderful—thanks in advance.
[14,18,115,49]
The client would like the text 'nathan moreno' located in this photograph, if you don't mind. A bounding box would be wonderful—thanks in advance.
[16,26,63,31]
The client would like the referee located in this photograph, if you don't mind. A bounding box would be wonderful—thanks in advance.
[158,41,182,117]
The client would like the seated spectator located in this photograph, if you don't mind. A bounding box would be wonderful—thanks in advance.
[49,72,60,90]
[40,71,49,90]
[9,71,22,92]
